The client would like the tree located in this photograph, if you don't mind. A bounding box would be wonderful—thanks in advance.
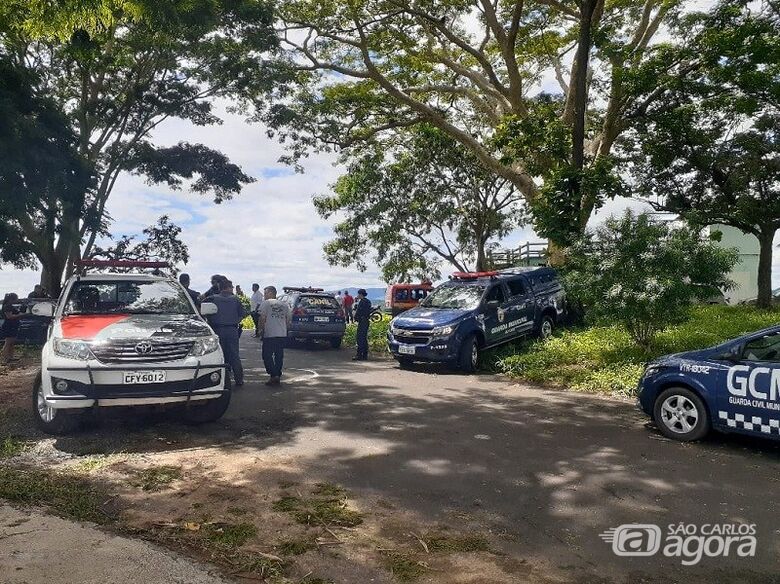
[564,211,739,349]
[0,0,278,292]
[314,125,525,282]
[264,0,679,244]
[625,0,780,307]
[0,57,95,288]
[87,215,189,274]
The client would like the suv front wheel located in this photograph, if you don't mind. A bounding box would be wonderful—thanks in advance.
[457,334,479,373]
[32,374,84,435]
[653,387,710,441]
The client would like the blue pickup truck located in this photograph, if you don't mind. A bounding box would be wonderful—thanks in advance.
[387,268,565,372]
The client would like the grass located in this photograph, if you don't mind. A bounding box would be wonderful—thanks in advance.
[0,436,26,459]
[204,522,258,548]
[272,483,363,527]
[0,466,113,524]
[424,532,490,553]
[277,536,317,556]
[380,550,428,582]
[488,305,780,397]
[134,465,181,491]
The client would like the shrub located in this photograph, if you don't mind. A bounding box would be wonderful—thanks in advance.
[565,211,739,348]
[344,318,390,353]
[493,305,779,397]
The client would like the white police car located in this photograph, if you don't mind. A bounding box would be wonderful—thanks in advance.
[638,325,780,442]
[30,261,229,434]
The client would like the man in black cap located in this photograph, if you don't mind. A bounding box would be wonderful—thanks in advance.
[178,273,200,306]
[208,279,246,386]
[353,288,371,361]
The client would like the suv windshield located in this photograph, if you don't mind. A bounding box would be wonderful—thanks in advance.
[419,285,485,310]
[63,280,194,315]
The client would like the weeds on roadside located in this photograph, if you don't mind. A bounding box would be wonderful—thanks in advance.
[272,483,363,528]
[134,465,181,491]
[0,436,26,458]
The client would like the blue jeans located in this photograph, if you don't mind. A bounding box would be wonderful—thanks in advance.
[216,327,243,385]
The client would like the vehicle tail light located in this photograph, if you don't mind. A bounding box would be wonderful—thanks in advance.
[293,307,307,317]
[336,308,345,318]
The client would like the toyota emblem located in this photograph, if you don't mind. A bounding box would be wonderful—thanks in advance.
[134,341,154,355]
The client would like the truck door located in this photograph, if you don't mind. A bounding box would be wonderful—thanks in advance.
[483,283,510,346]
[505,276,535,339]
[717,331,780,435]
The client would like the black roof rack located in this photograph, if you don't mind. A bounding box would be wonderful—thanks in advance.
[282,286,325,293]
[75,260,170,275]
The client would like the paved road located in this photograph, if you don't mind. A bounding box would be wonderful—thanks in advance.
[0,505,228,584]
[12,338,780,583]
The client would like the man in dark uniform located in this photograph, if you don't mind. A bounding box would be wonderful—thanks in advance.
[178,273,200,306]
[353,288,371,361]
[208,280,246,386]
[200,274,225,303]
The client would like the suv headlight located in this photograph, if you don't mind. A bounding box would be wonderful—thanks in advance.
[191,336,220,357]
[643,364,663,378]
[53,339,93,360]
[432,325,455,337]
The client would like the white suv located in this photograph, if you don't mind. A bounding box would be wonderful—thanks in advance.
[32,271,229,434]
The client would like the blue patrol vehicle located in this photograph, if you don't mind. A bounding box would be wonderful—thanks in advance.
[387,268,565,373]
[638,326,780,442]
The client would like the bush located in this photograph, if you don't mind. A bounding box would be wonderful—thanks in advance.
[344,318,390,353]
[492,305,779,397]
[565,211,739,348]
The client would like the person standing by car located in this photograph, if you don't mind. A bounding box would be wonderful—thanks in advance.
[353,289,371,361]
[200,274,225,303]
[259,285,291,386]
[179,273,200,306]
[1,293,25,364]
[343,290,354,323]
[250,283,263,338]
[208,280,246,387]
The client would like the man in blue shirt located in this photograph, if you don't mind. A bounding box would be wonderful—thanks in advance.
[353,289,371,361]
[208,280,247,387]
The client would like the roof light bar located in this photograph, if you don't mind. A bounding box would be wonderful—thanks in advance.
[451,271,499,280]
[75,260,171,274]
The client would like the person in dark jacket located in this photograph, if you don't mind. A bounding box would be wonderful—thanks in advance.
[353,289,371,361]
[199,274,225,303]
[208,280,247,386]
[1,293,25,364]
[178,273,200,306]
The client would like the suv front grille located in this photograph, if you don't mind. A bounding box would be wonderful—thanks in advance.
[392,329,432,345]
[91,340,194,364]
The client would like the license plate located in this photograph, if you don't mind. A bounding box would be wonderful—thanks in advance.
[398,344,416,355]
[314,316,330,323]
[123,371,167,384]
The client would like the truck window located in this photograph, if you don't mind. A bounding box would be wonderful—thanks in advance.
[485,284,506,304]
[395,289,410,301]
[507,278,528,297]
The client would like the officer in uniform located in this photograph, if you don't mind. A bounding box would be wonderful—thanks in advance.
[178,273,200,306]
[353,288,371,361]
[207,279,246,386]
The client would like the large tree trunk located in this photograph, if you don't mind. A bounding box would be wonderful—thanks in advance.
[756,229,776,309]
[570,0,598,171]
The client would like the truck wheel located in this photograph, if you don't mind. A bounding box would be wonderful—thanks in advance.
[183,391,231,425]
[538,315,555,340]
[653,387,710,442]
[330,336,343,349]
[32,374,83,435]
[458,335,479,373]
[396,357,414,369]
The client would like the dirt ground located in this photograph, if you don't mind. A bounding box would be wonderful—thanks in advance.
[1,341,779,583]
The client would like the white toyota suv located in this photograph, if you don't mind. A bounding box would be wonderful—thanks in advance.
[31,265,229,434]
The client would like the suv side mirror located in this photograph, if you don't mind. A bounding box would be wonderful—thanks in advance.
[200,302,218,316]
[485,300,500,311]
[31,302,55,318]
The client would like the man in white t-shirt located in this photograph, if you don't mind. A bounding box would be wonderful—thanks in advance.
[335,290,344,307]
[249,283,264,338]
[259,286,292,386]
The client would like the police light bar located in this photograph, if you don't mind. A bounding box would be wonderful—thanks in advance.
[76,260,171,269]
[282,286,325,293]
[451,271,499,280]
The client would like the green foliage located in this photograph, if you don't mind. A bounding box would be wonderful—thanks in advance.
[315,125,525,281]
[272,484,363,527]
[344,319,390,353]
[564,211,739,347]
[493,305,780,397]
[0,436,26,458]
[624,0,780,307]
[204,522,258,549]
[134,465,181,491]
